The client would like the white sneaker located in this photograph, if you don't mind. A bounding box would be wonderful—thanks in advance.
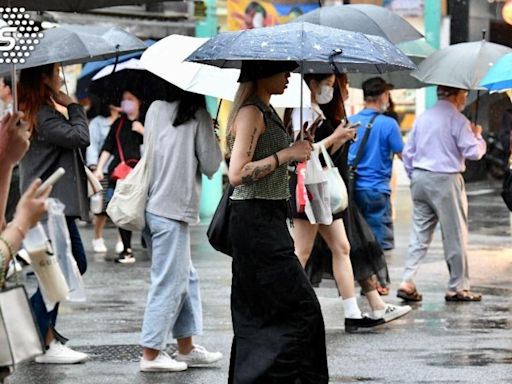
[115,241,124,254]
[140,351,187,372]
[372,304,412,323]
[174,345,223,367]
[92,238,107,253]
[35,340,88,364]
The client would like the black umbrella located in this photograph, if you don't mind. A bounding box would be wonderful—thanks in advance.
[0,0,170,12]
[293,4,423,44]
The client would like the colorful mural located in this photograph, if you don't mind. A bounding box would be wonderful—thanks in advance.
[227,0,319,31]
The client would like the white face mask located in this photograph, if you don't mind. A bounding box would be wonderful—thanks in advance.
[316,84,334,105]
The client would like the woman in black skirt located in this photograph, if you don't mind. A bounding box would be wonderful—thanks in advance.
[227,60,328,384]
[287,74,411,329]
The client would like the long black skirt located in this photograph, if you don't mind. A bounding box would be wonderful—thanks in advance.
[228,199,328,384]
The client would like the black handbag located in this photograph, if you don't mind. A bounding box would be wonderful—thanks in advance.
[501,168,512,211]
[207,185,234,257]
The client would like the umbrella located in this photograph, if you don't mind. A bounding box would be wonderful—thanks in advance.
[411,40,512,90]
[0,0,170,12]
[140,34,310,108]
[0,24,146,72]
[349,38,435,89]
[76,39,154,100]
[480,52,512,93]
[186,22,416,74]
[292,3,423,44]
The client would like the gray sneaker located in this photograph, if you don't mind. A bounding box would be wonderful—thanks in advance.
[174,345,223,367]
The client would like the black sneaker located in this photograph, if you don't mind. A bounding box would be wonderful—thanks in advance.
[115,250,135,264]
[344,315,385,333]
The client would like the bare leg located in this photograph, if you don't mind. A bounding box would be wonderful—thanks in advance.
[290,218,318,267]
[177,337,193,355]
[365,289,386,312]
[318,219,355,299]
[93,214,107,240]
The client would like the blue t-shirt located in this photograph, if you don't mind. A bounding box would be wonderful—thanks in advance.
[348,108,404,194]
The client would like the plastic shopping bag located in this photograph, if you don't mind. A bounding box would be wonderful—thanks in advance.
[296,162,308,213]
[46,199,86,302]
[304,147,332,225]
[319,142,348,214]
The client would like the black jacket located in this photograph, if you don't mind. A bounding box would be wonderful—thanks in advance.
[20,104,90,219]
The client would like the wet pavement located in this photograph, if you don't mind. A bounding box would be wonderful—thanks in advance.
[7,178,512,383]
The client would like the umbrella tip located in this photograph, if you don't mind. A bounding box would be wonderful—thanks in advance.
[481,29,487,40]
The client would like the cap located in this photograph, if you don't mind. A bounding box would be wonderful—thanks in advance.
[362,77,394,98]
[237,60,298,83]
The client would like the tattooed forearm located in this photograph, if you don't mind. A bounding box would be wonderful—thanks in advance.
[246,127,257,157]
[240,163,273,185]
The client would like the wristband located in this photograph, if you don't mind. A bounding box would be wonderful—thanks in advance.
[273,153,280,169]
[0,235,15,260]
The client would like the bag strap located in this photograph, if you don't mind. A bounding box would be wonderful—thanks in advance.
[318,142,335,170]
[351,112,380,170]
[115,116,126,163]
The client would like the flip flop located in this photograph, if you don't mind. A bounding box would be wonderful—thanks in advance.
[397,288,423,302]
[445,291,482,302]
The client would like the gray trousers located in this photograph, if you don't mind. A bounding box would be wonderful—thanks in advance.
[402,169,470,292]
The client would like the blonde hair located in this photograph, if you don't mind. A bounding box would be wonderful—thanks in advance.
[227,81,257,135]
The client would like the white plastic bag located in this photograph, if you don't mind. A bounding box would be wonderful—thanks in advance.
[304,146,332,225]
[46,198,86,302]
[319,142,348,214]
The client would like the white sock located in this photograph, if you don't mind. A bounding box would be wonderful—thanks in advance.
[343,297,362,319]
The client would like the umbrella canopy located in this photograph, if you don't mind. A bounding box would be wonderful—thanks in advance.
[480,52,512,93]
[76,39,154,100]
[140,34,310,108]
[186,22,416,74]
[292,4,422,44]
[349,38,435,89]
[411,40,512,90]
[0,0,170,12]
[0,24,146,74]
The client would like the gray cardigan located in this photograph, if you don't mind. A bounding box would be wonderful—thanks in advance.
[20,104,90,219]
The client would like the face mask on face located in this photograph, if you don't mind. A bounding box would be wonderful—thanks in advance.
[316,84,334,104]
[121,99,137,115]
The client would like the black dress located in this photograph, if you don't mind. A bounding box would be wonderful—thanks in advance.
[293,119,389,285]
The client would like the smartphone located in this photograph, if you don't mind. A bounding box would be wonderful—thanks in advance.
[36,167,65,196]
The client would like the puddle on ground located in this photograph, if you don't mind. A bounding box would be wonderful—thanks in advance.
[425,348,512,368]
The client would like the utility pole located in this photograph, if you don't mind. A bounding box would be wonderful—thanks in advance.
[195,0,223,220]
[424,0,441,108]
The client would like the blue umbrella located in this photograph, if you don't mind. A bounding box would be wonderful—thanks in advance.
[480,52,512,92]
[186,22,415,74]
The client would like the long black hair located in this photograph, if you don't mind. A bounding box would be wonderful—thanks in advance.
[156,81,207,127]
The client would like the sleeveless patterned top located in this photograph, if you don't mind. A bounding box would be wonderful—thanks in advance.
[228,97,292,200]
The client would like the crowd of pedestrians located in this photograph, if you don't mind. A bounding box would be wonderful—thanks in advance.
[0,55,489,383]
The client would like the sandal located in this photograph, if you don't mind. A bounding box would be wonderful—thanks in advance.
[397,288,423,302]
[445,290,482,302]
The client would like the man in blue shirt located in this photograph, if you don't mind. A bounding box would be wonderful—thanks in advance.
[348,77,404,250]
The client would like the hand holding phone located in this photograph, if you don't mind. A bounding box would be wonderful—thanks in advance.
[36,167,65,197]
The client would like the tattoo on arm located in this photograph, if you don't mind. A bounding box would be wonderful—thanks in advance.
[246,127,257,157]
[240,163,273,185]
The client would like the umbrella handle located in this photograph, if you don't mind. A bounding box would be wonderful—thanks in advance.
[11,64,17,112]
